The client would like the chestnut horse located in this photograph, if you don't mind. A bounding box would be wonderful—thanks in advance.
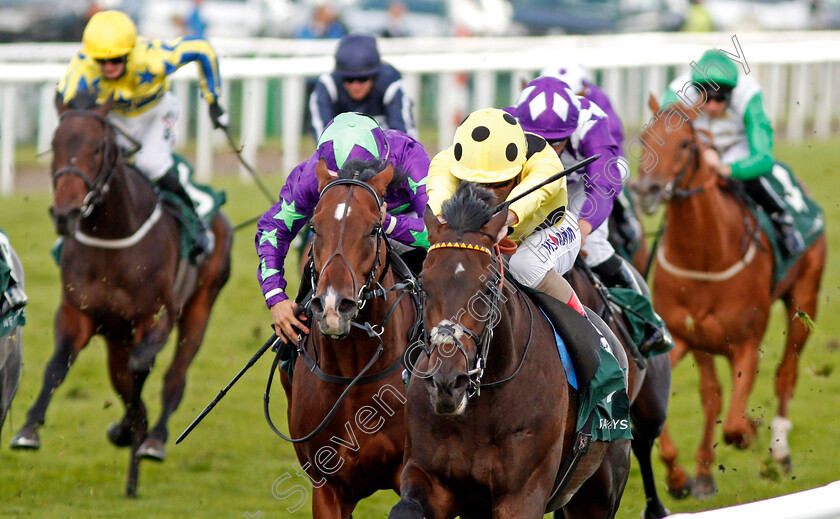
[634,96,826,498]
[275,159,419,518]
[566,261,671,519]
[391,184,631,519]
[9,95,232,497]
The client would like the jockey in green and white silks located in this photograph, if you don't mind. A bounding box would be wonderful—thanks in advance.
[663,49,805,258]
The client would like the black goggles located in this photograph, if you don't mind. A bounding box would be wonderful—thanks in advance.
[95,56,127,66]
[343,75,373,84]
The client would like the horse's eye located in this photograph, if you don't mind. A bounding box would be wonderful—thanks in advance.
[309,225,317,236]
[370,224,381,237]
[680,140,691,150]
[94,144,104,155]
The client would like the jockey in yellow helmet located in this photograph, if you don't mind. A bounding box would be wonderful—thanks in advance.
[427,108,586,314]
[57,10,227,258]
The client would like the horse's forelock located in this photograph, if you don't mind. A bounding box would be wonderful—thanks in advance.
[440,182,497,235]
[337,158,408,192]
[67,91,100,111]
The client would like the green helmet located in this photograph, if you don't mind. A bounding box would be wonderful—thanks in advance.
[691,50,738,89]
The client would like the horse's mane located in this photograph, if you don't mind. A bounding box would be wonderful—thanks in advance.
[66,91,100,111]
[338,158,408,191]
[440,182,497,234]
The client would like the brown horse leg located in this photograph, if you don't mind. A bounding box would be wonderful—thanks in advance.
[391,460,456,519]
[691,350,722,500]
[722,340,760,449]
[125,312,175,497]
[769,280,819,472]
[561,439,632,519]
[143,285,224,460]
[658,338,692,499]
[629,353,671,519]
[9,301,94,449]
[311,484,356,519]
[105,339,137,448]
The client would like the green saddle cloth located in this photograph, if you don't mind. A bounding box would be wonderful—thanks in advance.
[160,153,226,262]
[606,287,673,358]
[749,162,824,284]
[0,227,26,337]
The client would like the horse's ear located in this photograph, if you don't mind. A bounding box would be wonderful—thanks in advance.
[368,162,394,196]
[648,94,660,115]
[423,205,442,244]
[479,208,509,245]
[316,158,338,192]
[54,91,70,115]
[95,93,115,117]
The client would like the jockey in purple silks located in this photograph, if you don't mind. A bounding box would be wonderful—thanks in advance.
[539,62,646,258]
[256,112,429,344]
[507,76,672,355]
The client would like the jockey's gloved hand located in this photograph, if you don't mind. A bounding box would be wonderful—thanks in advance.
[208,101,229,130]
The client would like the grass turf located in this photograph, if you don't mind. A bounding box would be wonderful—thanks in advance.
[0,138,838,518]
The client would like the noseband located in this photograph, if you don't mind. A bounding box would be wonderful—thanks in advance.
[51,110,118,217]
[423,241,533,397]
[316,178,387,309]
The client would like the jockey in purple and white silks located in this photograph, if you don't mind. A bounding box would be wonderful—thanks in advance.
[507,77,672,355]
[256,112,429,344]
[540,62,624,149]
[539,61,644,264]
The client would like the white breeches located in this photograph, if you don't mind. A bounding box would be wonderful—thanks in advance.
[109,92,180,182]
[508,213,582,288]
[581,219,615,267]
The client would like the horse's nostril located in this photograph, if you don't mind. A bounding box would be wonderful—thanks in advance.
[452,375,470,391]
[310,297,324,314]
[338,298,357,316]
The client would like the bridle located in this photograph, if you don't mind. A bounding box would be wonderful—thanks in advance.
[51,110,119,218]
[422,240,533,397]
[315,177,388,310]
[639,114,720,207]
[264,175,423,443]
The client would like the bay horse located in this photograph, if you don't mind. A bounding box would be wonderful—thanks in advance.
[274,158,419,518]
[633,96,826,498]
[391,183,631,519]
[9,94,232,497]
[0,232,24,442]
[566,261,671,519]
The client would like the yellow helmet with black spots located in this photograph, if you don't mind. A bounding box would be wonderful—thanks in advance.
[82,10,136,60]
[450,108,527,183]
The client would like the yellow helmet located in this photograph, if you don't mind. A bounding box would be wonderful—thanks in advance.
[82,10,136,60]
[450,108,527,183]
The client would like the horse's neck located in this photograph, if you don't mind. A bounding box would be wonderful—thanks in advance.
[311,271,408,377]
[81,164,157,238]
[483,290,528,380]
[663,160,745,268]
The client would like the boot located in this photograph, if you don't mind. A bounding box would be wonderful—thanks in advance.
[156,168,214,261]
[770,212,805,259]
[594,255,674,356]
[744,177,804,259]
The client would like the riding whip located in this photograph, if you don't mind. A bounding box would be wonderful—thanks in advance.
[176,334,281,444]
[493,154,601,214]
[219,125,277,204]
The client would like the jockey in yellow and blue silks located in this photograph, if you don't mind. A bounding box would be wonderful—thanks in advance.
[427,108,588,315]
[57,10,225,257]
[663,49,804,258]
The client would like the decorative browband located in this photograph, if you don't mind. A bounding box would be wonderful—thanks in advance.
[427,241,493,257]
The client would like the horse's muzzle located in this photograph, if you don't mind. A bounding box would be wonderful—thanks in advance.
[311,289,358,339]
[426,370,470,416]
[631,180,664,215]
[49,206,81,237]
